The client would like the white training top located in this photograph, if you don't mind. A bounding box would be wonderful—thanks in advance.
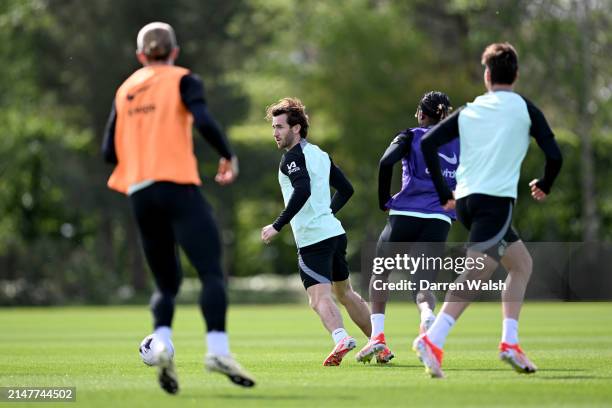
[455,91,531,199]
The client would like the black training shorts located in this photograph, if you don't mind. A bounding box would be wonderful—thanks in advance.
[297,234,350,289]
[456,193,520,260]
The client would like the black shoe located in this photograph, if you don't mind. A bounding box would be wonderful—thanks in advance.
[157,348,179,394]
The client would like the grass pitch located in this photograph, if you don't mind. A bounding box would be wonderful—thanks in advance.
[1,302,611,407]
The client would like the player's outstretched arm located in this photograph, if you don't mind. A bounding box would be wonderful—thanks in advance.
[329,159,354,215]
[102,102,118,164]
[522,97,563,199]
[378,131,412,211]
[262,150,311,243]
[529,179,547,201]
[180,73,239,185]
[270,174,310,232]
[215,156,239,185]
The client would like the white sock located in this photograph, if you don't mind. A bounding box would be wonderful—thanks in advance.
[154,326,173,352]
[371,314,385,338]
[502,318,519,344]
[331,327,349,344]
[425,312,456,349]
[419,305,435,323]
[207,331,230,356]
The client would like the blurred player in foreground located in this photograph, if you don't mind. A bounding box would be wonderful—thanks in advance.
[103,22,254,393]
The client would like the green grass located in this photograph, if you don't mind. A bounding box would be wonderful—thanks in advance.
[1,302,611,407]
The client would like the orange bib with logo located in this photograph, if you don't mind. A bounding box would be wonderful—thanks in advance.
[108,65,200,194]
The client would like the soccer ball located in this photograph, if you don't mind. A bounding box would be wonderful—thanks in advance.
[139,334,174,366]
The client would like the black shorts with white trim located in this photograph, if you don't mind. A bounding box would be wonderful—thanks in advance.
[456,194,520,261]
[297,234,350,289]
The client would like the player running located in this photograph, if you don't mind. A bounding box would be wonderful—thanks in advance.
[261,97,388,366]
[356,91,459,364]
[102,22,255,393]
[414,42,563,378]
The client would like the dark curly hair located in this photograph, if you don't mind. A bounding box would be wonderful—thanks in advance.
[417,91,452,123]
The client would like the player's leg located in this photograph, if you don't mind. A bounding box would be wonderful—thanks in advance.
[337,273,393,364]
[359,219,412,363]
[500,239,531,321]
[331,235,371,337]
[411,243,500,378]
[168,184,254,387]
[413,247,499,378]
[413,219,451,333]
[370,216,417,335]
[300,238,356,366]
[369,219,394,316]
[307,282,346,335]
[169,185,226,342]
[307,283,357,366]
[499,239,537,373]
[415,195,509,377]
[437,247,500,319]
[429,195,508,337]
[333,279,371,336]
[130,184,181,394]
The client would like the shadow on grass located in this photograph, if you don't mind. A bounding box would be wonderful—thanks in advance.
[539,375,612,380]
[445,368,588,372]
[211,394,356,401]
[360,363,423,369]
[444,368,513,372]
[535,368,587,372]
[443,367,612,380]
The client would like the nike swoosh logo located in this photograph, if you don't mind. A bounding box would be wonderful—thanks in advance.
[126,85,150,101]
[438,152,457,165]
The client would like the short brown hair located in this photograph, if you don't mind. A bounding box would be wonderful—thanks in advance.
[481,42,518,85]
[137,22,177,61]
[265,97,310,138]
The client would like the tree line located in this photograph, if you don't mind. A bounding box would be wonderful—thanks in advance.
[0,0,609,304]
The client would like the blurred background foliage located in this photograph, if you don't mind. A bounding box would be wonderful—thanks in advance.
[0,0,610,304]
